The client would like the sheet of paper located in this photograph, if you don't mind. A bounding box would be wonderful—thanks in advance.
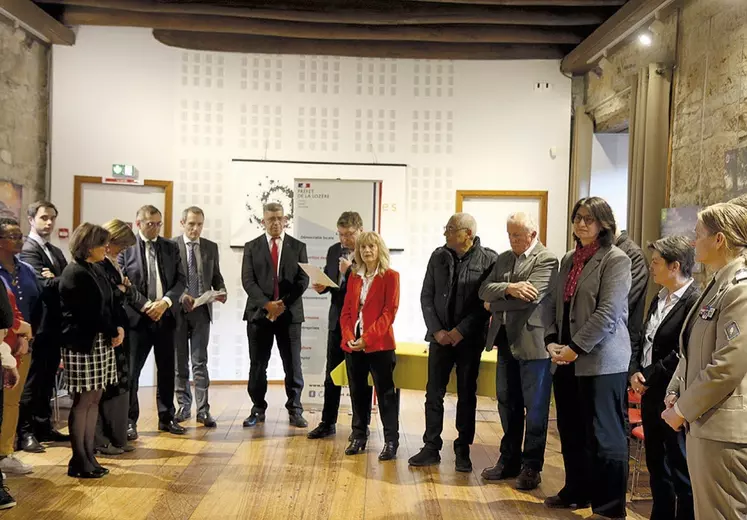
[299,263,339,289]
[194,289,227,308]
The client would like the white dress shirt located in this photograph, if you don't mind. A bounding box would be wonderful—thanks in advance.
[355,267,378,335]
[266,232,285,275]
[139,231,171,307]
[642,279,694,368]
[28,229,57,267]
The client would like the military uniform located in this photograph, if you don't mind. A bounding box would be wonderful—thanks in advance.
[667,256,747,519]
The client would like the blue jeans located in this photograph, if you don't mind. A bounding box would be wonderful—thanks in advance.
[496,341,552,471]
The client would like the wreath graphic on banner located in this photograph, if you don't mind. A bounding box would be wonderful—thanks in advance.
[245,176,294,228]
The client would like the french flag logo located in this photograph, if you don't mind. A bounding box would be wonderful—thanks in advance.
[297,182,311,188]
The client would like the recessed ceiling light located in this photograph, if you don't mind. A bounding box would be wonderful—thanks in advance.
[638,32,653,46]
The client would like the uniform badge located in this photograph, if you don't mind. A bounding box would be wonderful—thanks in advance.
[735,269,747,283]
[699,305,716,320]
[726,321,741,341]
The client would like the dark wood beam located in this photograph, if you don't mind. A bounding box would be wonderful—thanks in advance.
[561,0,674,73]
[0,0,74,44]
[38,0,610,26]
[156,0,626,6]
[61,7,584,44]
[153,29,567,59]
[407,0,625,4]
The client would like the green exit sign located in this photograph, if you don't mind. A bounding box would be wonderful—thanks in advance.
[112,164,137,177]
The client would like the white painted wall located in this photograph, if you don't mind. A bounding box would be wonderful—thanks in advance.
[590,133,630,229]
[50,27,572,381]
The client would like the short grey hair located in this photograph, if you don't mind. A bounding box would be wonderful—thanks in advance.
[263,202,284,214]
[647,235,695,278]
[181,206,204,220]
[450,213,477,236]
[507,212,538,233]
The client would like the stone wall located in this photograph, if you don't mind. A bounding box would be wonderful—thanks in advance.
[0,13,49,226]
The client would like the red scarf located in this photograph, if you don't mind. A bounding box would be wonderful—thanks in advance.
[563,241,601,302]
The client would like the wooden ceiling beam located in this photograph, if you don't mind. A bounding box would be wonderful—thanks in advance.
[153,29,567,59]
[0,0,74,44]
[406,0,625,5]
[37,0,610,26]
[561,0,675,73]
[60,6,584,44]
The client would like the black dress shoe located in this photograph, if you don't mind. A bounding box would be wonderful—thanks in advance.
[544,494,590,509]
[408,447,441,467]
[378,441,398,461]
[196,413,217,428]
[158,420,186,435]
[516,467,541,490]
[37,429,70,443]
[289,414,308,428]
[19,434,45,454]
[307,422,336,439]
[95,444,124,456]
[114,444,135,453]
[242,413,266,428]
[127,424,138,441]
[481,461,520,481]
[175,407,192,423]
[345,438,367,455]
[68,466,106,479]
[455,450,472,473]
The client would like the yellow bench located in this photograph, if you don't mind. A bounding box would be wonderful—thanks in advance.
[330,342,498,398]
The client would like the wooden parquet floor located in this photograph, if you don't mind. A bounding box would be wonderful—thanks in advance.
[0,385,652,519]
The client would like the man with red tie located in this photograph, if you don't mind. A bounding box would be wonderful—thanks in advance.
[241,203,310,428]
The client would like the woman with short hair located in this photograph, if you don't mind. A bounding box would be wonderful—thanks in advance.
[340,232,400,461]
[59,223,125,478]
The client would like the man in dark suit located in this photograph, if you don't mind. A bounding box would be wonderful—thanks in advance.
[17,201,70,453]
[615,230,650,352]
[119,205,186,438]
[307,211,368,440]
[242,202,309,429]
[173,206,226,428]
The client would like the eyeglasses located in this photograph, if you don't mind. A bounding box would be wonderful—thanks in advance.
[444,226,468,234]
[573,215,596,226]
[338,231,359,239]
[143,221,163,229]
[264,217,285,224]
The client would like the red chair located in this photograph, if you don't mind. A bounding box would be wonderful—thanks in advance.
[628,407,642,425]
[628,388,642,406]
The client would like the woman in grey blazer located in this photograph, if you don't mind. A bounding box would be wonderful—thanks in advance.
[544,197,632,520]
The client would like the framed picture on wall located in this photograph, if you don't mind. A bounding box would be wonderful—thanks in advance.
[0,181,23,221]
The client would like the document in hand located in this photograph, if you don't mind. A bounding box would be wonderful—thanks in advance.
[299,263,339,289]
[194,289,227,308]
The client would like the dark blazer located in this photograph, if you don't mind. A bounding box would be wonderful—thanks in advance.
[59,261,124,354]
[174,235,225,322]
[616,232,650,349]
[629,282,700,390]
[241,233,309,323]
[117,236,186,327]
[320,242,353,332]
[19,236,68,336]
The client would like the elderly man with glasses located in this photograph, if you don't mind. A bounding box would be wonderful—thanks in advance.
[409,212,497,473]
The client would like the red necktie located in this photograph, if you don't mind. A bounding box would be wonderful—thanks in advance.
[271,237,280,300]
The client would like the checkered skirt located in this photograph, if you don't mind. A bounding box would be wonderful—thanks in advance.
[62,334,118,393]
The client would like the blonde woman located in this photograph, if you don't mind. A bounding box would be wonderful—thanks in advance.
[340,232,400,461]
[663,203,747,519]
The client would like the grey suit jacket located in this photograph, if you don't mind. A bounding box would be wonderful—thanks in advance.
[174,235,226,322]
[479,242,558,360]
[546,245,632,376]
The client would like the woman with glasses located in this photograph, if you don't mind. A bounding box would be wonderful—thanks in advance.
[663,203,747,519]
[544,197,632,520]
[340,231,400,461]
[0,218,40,475]
[59,223,124,478]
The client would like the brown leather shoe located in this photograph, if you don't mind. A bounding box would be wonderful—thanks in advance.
[481,461,520,481]
[515,467,541,490]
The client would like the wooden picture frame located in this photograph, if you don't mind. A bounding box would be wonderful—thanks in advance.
[455,190,549,245]
[73,175,174,237]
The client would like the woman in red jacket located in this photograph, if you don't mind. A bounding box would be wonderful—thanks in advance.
[340,231,400,461]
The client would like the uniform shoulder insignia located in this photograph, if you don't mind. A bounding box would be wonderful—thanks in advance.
[726,321,741,341]
[734,268,747,284]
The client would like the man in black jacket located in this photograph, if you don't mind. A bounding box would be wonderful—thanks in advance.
[119,205,187,438]
[307,211,371,440]
[17,201,70,452]
[409,212,497,473]
[615,230,650,350]
[241,203,310,429]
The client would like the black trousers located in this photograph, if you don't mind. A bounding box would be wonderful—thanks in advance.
[128,317,177,425]
[95,391,129,448]
[17,334,61,437]
[247,320,304,415]
[642,387,694,520]
[321,328,346,425]
[554,365,629,518]
[346,349,398,444]
[423,341,482,452]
